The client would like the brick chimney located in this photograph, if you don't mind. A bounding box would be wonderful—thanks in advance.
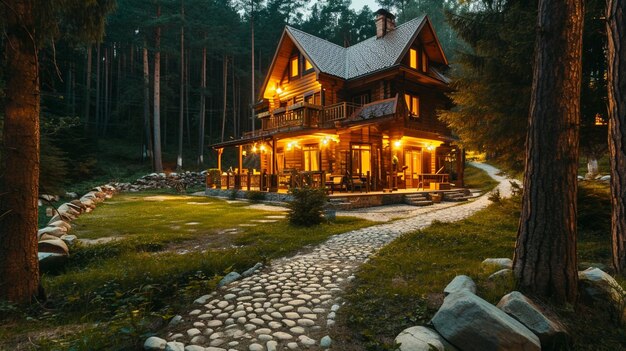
[375,9,396,38]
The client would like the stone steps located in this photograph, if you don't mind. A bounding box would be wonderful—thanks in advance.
[443,190,472,202]
[405,194,433,207]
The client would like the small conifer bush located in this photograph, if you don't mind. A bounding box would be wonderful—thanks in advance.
[288,187,328,226]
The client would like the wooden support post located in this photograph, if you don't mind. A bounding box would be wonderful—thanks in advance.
[247,172,251,191]
[217,148,224,172]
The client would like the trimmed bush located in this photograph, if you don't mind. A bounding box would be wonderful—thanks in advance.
[246,191,266,202]
[288,186,328,226]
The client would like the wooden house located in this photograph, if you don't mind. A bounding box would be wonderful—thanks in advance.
[212,9,463,192]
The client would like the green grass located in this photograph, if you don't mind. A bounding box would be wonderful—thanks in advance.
[2,192,373,350]
[334,182,626,351]
[464,163,500,193]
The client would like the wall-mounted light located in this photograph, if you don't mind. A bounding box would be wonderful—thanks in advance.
[252,144,258,153]
[276,86,283,94]
[242,150,247,156]
[393,139,402,149]
[260,144,267,152]
[426,144,434,151]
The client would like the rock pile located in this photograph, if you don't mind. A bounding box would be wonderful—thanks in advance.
[396,263,626,351]
[38,185,117,268]
[110,171,206,192]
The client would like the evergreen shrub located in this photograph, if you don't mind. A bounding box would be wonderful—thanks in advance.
[288,186,327,226]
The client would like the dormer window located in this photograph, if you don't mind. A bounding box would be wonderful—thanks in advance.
[410,48,417,69]
[304,59,313,72]
[290,56,299,78]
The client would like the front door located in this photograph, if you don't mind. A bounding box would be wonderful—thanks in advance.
[404,149,422,188]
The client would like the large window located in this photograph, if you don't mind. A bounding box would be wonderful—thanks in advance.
[290,56,299,78]
[404,93,420,117]
[303,144,320,171]
[351,144,371,175]
[410,48,418,69]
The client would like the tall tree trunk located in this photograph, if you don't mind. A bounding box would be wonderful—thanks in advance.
[198,42,207,166]
[513,0,584,304]
[103,47,110,136]
[251,1,255,134]
[232,57,237,138]
[185,49,191,147]
[221,55,228,142]
[95,43,101,133]
[84,44,92,131]
[607,0,626,274]
[143,44,153,163]
[177,0,185,171]
[0,0,40,302]
[153,5,164,172]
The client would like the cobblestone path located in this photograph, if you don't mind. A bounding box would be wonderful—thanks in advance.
[154,163,514,351]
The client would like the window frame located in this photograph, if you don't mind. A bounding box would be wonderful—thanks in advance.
[404,93,420,118]
[303,58,314,75]
[302,144,320,171]
[290,56,299,78]
[409,48,418,69]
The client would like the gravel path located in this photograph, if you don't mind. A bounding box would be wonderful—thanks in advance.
[152,162,515,351]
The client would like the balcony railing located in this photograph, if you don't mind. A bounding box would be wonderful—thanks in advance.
[255,102,361,134]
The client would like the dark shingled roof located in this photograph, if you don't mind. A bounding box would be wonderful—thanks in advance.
[286,15,428,80]
[355,98,398,120]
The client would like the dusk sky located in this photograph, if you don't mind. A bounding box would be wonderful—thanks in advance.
[349,0,380,10]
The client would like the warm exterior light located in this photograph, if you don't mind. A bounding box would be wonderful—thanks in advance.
[426,144,434,151]
[322,137,329,145]
[242,150,247,156]
[260,144,266,152]
[276,86,283,94]
[252,144,258,153]
[394,140,402,148]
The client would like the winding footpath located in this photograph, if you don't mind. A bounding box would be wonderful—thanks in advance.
[151,163,515,351]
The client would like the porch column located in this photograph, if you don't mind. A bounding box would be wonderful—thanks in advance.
[238,145,243,175]
[217,148,224,172]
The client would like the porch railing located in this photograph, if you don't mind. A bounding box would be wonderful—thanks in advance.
[254,102,361,134]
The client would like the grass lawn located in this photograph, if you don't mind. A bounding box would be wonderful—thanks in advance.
[1,191,373,350]
[463,163,500,193]
[334,181,626,351]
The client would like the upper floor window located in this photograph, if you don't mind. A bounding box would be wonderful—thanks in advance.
[290,56,299,78]
[304,59,313,73]
[410,48,418,69]
[404,93,420,117]
[352,92,370,106]
[421,50,428,72]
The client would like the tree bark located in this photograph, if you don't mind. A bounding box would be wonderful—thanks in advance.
[198,42,207,166]
[0,0,40,303]
[153,5,164,172]
[221,55,228,142]
[84,44,92,131]
[95,43,101,133]
[143,44,153,163]
[513,0,584,304]
[607,0,626,274]
[177,0,185,171]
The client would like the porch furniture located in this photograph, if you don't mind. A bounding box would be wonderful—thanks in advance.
[348,172,366,193]
[326,174,346,194]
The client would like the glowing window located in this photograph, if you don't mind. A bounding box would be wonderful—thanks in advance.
[290,57,299,78]
[303,145,319,171]
[410,48,417,69]
[404,93,420,117]
[304,59,313,71]
[351,144,371,175]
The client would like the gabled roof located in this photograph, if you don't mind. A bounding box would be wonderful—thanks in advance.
[285,15,447,80]
[260,14,449,101]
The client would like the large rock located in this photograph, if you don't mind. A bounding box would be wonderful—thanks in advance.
[431,290,541,351]
[482,258,513,269]
[578,267,626,320]
[58,203,80,216]
[395,326,457,351]
[144,336,167,350]
[497,291,569,349]
[38,238,70,255]
[444,275,476,296]
[218,271,241,287]
[38,252,68,270]
[48,220,71,231]
[38,226,66,239]
[241,262,263,278]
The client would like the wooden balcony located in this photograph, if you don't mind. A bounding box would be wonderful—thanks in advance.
[255,102,362,135]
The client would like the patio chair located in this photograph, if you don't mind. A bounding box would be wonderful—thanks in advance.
[348,172,365,193]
